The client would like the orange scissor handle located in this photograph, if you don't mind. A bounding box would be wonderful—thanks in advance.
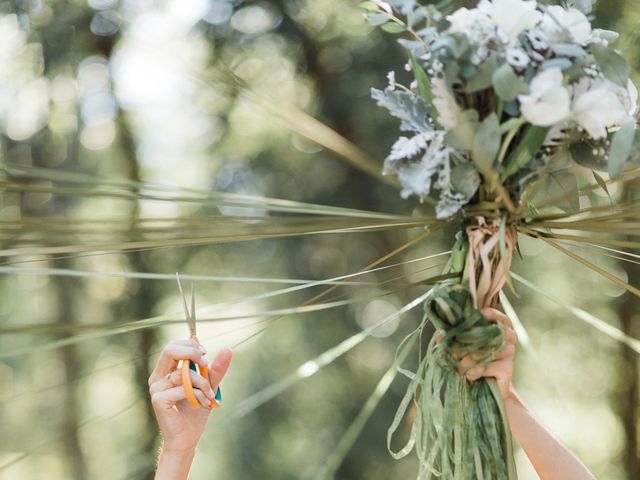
[181,360,211,409]
[181,337,220,409]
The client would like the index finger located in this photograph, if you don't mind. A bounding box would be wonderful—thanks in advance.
[148,340,208,385]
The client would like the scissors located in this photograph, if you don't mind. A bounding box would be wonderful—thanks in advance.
[176,273,222,409]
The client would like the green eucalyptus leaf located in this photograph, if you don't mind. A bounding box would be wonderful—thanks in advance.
[407,8,427,26]
[443,109,480,150]
[592,171,612,204]
[501,126,549,180]
[464,57,498,92]
[431,35,459,57]
[459,64,477,79]
[503,100,520,117]
[551,43,587,58]
[398,39,426,56]
[492,64,529,101]
[630,129,640,162]
[381,22,406,33]
[608,120,636,178]
[590,42,630,87]
[360,1,380,12]
[443,60,460,86]
[472,113,501,167]
[366,13,390,26]
[596,30,620,44]
[450,163,481,199]
[541,58,573,70]
[570,142,608,170]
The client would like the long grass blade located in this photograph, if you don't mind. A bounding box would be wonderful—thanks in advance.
[2,163,403,219]
[519,228,640,297]
[499,291,568,411]
[0,219,431,259]
[231,226,444,348]
[313,339,413,480]
[0,266,388,286]
[209,67,398,188]
[226,289,432,419]
[0,250,450,333]
[528,166,640,211]
[511,273,640,353]
[0,289,393,343]
[519,226,640,250]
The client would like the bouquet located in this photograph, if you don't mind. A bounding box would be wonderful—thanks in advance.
[365,0,638,478]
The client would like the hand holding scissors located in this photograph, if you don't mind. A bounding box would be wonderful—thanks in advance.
[148,275,232,454]
[176,274,223,409]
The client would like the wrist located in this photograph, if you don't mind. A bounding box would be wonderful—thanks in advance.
[502,383,517,402]
[161,445,197,457]
[155,444,196,480]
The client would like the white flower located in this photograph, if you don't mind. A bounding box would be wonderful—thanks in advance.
[506,47,530,70]
[570,78,630,138]
[445,6,495,50]
[478,0,542,43]
[569,0,596,14]
[446,7,489,36]
[518,68,571,126]
[432,77,462,129]
[541,6,592,44]
[527,29,550,51]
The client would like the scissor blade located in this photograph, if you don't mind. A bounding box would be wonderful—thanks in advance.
[176,273,196,337]
[190,283,197,336]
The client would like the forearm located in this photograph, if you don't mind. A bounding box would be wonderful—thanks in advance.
[505,388,595,480]
[154,445,196,480]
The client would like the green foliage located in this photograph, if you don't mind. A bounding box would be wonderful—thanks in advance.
[492,65,530,102]
[451,163,481,200]
[501,126,550,180]
[608,120,636,177]
[590,42,630,87]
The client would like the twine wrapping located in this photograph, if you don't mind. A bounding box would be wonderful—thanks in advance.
[387,218,518,480]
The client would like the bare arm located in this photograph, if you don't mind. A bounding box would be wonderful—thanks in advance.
[504,388,595,480]
[462,308,596,480]
[148,339,232,480]
[155,447,196,480]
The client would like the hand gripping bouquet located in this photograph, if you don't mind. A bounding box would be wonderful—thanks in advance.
[365,0,638,478]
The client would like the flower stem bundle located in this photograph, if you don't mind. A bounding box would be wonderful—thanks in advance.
[389,221,518,479]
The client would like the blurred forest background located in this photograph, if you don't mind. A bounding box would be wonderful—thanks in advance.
[0,0,639,479]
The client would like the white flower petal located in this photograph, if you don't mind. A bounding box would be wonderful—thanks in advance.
[518,68,571,126]
[542,6,591,44]
[479,0,542,42]
[572,84,628,138]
